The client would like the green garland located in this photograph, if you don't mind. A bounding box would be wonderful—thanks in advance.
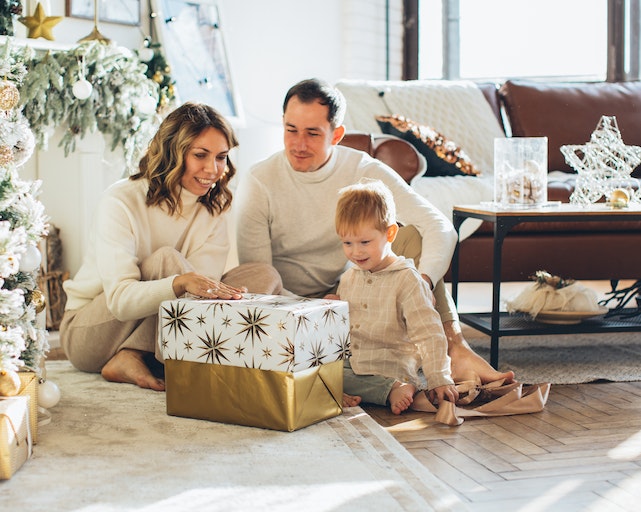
[17,41,164,171]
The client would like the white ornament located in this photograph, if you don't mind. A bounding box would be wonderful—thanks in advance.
[19,244,42,272]
[73,79,93,100]
[137,95,157,115]
[138,47,155,62]
[38,379,61,409]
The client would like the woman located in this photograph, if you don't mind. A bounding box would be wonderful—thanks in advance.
[60,102,282,391]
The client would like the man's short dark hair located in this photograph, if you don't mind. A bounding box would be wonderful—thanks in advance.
[283,78,346,128]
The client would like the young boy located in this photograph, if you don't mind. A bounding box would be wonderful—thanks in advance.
[334,179,459,412]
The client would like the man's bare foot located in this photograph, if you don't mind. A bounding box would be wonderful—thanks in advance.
[101,349,165,391]
[342,393,362,408]
[389,381,416,415]
[445,321,515,384]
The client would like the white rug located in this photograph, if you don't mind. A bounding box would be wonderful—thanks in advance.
[468,331,641,385]
[2,361,466,512]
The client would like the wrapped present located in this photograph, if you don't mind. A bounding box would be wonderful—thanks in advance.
[159,294,349,431]
[0,395,33,480]
[18,372,38,443]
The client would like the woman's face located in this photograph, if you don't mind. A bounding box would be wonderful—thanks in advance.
[181,127,230,197]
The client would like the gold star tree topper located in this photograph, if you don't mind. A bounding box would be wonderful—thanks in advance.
[19,2,63,41]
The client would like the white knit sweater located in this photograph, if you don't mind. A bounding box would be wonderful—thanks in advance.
[63,178,230,321]
[235,145,457,297]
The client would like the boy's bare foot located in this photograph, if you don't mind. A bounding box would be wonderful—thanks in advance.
[101,349,165,391]
[389,381,416,415]
[342,393,362,408]
[445,321,515,384]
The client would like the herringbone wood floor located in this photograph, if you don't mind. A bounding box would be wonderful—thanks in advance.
[363,282,641,512]
[363,381,641,511]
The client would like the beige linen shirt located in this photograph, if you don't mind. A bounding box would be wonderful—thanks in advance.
[337,256,454,391]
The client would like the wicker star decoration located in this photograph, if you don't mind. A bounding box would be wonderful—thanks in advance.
[18,2,63,41]
[561,115,641,205]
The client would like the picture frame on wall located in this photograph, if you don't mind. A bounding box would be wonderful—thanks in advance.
[150,0,244,126]
[66,0,141,26]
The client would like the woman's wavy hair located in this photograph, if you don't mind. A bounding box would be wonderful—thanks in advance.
[131,102,238,216]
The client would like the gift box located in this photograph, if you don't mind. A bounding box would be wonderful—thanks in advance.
[159,294,349,431]
[18,372,38,444]
[0,396,33,480]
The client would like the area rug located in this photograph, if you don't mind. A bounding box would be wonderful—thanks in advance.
[467,331,641,385]
[1,361,466,512]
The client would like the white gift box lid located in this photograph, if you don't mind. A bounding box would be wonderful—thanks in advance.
[159,294,350,372]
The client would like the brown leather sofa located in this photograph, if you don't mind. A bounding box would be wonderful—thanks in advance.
[340,80,641,283]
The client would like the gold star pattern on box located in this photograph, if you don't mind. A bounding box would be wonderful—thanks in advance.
[159,294,350,373]
[18,2,63,41]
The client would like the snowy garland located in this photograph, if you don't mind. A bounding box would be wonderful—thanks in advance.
[16,40,162,172]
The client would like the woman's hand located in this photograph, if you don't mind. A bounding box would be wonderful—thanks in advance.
[173,272,247,300]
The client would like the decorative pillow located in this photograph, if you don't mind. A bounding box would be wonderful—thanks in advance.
[375,114,481,177]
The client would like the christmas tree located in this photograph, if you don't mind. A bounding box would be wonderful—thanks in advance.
[0,41,49,396]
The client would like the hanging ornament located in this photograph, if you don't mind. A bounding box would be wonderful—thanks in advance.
[0,145,13,166]
[38,379,61,408]
[0,368,21,397]
[0,80,20,111]
[72,55,93,100]
[19,244,42,272]
[137,95,157,115]
[138,38,155,62]
[29,289,46,314]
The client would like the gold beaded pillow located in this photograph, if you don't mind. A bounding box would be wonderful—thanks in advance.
[376,114,481,177]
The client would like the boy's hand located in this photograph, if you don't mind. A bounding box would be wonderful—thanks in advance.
[428,384,459,405]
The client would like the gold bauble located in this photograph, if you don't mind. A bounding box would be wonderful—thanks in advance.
[152,71,164,84]
[0,368,21,397]
[0,80,20,111]
[609,188,630,208]
[0,145,13,166]
[30,289,46,314]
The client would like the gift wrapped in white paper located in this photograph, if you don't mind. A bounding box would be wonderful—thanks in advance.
[158,294,349,431]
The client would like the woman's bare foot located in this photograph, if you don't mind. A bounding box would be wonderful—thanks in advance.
[389,381,416,415]
[101,349,165,391]
[342,393,362,408]
[444,321,516,384]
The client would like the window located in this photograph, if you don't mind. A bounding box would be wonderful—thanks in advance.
[415,0,623,82]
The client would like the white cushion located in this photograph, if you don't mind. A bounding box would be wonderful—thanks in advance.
[335,79,505,176]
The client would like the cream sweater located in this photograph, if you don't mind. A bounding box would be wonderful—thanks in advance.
[63,178,230,321]
[236,146,457,297]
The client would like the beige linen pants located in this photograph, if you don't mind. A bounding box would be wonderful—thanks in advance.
[60,248,282,373]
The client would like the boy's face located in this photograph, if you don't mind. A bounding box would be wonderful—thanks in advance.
[283,96,344,172]
[339,223,396,273]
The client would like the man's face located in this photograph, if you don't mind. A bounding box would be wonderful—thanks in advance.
[283,96,343,172]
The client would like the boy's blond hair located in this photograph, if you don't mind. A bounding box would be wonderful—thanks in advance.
[336,179,397,236]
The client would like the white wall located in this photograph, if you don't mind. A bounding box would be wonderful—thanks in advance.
[18,0,403,275]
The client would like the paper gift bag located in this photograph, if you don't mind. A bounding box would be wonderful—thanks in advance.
[0,395,32,480]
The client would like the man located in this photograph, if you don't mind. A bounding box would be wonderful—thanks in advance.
[236,78,514,413]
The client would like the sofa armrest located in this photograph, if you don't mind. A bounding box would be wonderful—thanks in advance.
[339,131,425,184]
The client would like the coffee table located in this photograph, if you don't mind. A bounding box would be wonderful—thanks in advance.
[451,203,641,368]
